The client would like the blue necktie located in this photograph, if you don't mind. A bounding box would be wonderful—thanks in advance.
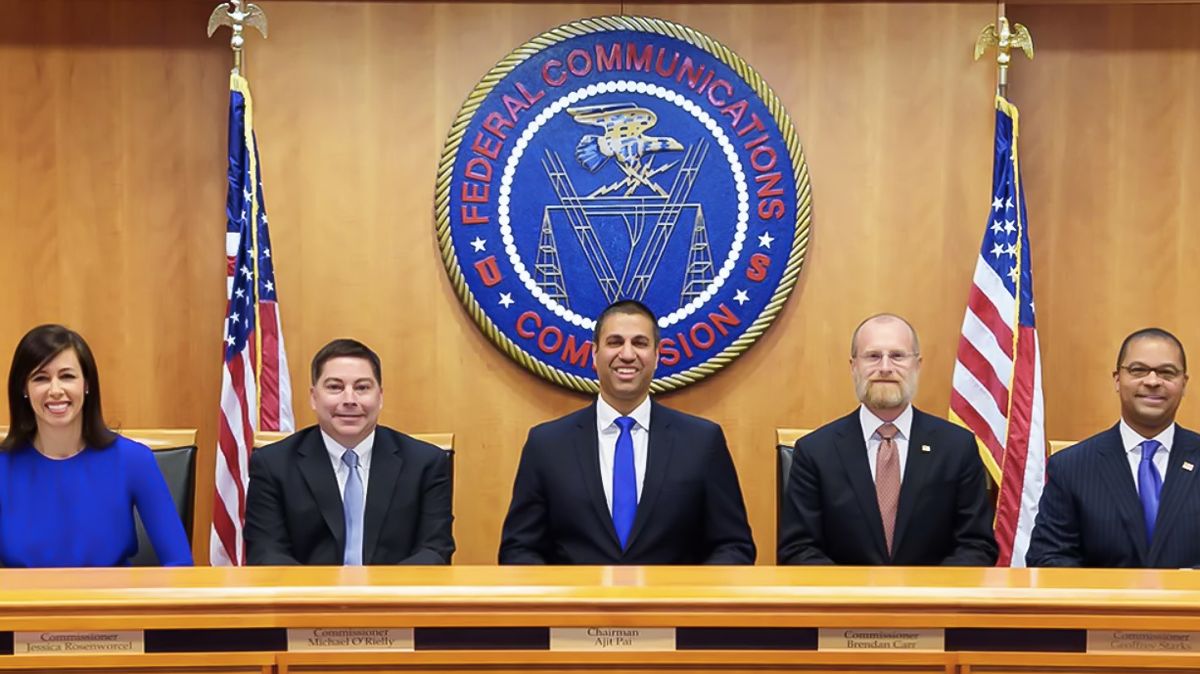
[1138,439,1163,546]
[341,449,364,565]
[612,416,637,550]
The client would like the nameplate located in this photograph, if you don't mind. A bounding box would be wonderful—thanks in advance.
[287,628,414,652]
[550,627,675,651]
[13,631,144,655]
[1087,630,1199,653]
[818,628,944,652]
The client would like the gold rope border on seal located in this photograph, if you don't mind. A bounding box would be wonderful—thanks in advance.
[434,15,812,394]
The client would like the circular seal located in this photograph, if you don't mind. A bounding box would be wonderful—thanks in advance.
[436,16,811,393]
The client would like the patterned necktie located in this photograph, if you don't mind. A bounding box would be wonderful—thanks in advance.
[341,449,364,566]
[875,422,901,556]
[612,416,638,550]
[1138,439,1163,546]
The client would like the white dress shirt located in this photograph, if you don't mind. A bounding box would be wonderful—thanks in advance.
[1119,419,1174,495]
[859,404,914,482]
[321,429,375,507]
[596,395,651,513]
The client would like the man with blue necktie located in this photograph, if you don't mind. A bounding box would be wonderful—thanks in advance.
[1027,328,1200,568]
[245,339,454,565]
[499,300,755,564]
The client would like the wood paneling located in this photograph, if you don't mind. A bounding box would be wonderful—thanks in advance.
[2,1,1199,564]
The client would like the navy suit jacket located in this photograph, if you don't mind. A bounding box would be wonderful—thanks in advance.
[777,408,998,566]
[245,425,455,565]
[1026,424,1200,568]
[499,401,756,564]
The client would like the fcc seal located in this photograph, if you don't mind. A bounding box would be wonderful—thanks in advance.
[436,16,811,393]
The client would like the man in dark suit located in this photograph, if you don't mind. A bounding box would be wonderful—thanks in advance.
[778,314,998,566]
[499,300,755,564]
[1027,328,1200,568]
[245,339,454,565]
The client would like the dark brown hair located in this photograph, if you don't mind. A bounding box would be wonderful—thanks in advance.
[311,338,382,385]
[1,325,116,451]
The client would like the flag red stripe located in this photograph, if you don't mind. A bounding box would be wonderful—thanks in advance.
[213,400,244,566]
[258,302,281,431]
[210,480,240,565]
[968,285,1014,359]
[950,390,1006,466]
[955,337,1010,417]
[994,326,1038,566]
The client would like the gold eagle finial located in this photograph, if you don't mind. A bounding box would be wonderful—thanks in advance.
[974,17,1034,63]
[207,1,268,74]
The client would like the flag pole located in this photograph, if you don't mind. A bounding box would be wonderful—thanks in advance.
[973,4,1034,97]
[209,1,270,424]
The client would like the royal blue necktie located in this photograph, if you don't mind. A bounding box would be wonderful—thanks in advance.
[612,416,638,550]
[342,449,364,565]
[1138,439,1163,546]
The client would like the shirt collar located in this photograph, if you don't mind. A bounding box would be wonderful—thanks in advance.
[1119,419,1175,455]
[596,395,652,432]
[321,428,377,467]
[859,404,914,443]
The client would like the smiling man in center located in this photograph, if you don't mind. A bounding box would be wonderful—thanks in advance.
[245,339,454,566]
[499,299,756,564]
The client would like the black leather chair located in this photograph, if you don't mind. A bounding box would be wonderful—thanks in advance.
[130,444,197,566]
[775,429,808,564]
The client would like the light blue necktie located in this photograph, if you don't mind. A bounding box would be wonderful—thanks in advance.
[612,416,638,550]
[341,449,364,565]
[1138,439,1163,547]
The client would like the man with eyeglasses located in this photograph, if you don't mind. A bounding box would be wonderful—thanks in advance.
[1027,328,1200,568]
[777,313,998,565]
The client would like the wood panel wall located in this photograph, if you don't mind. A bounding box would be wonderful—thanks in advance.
[1,1,1198,564]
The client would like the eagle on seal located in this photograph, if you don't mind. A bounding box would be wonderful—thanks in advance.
[569,103,683,173]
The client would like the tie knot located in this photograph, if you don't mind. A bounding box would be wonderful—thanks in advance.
[615,416,637,433]
[341,449,359,468]
[1141,439,1161,462]
[877,422,898,441]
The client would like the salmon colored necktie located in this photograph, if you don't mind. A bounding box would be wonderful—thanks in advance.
[875,422,900,556]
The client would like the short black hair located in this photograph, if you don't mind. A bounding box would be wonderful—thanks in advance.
[593,300,660,344]
[2,324,117,451]
[1115,327,1187,373]
[311,339,382,385]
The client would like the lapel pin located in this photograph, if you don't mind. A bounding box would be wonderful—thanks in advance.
[1184,462,1195,472]
[921,445,931,453]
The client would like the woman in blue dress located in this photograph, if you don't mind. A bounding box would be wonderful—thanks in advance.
[0,324,192,567]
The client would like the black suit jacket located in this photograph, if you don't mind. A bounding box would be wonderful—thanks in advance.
[245,425,454,565]
[778,408,998,566]
[499,400,755,564]
[1026,424,1200,568]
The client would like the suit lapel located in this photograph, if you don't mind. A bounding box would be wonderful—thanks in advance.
[1095,426,1149,563]
[574,404,620,549]
[297,431,346,548]
[1148,428,1200,564]
[833,413,888,560]
[892,410,933,556]
[363,430,402,564]
[625,401,673,552]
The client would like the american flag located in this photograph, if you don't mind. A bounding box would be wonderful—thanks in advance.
[210,73,295,566]
[949,95,1045,567]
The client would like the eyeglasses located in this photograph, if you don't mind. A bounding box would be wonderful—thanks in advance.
[856,351,919,367]
[1119,365,1185,382]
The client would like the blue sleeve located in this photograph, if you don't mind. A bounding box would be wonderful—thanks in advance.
[126,442,193,566]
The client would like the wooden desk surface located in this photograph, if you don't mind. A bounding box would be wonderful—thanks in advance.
[2,566,1200,631]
